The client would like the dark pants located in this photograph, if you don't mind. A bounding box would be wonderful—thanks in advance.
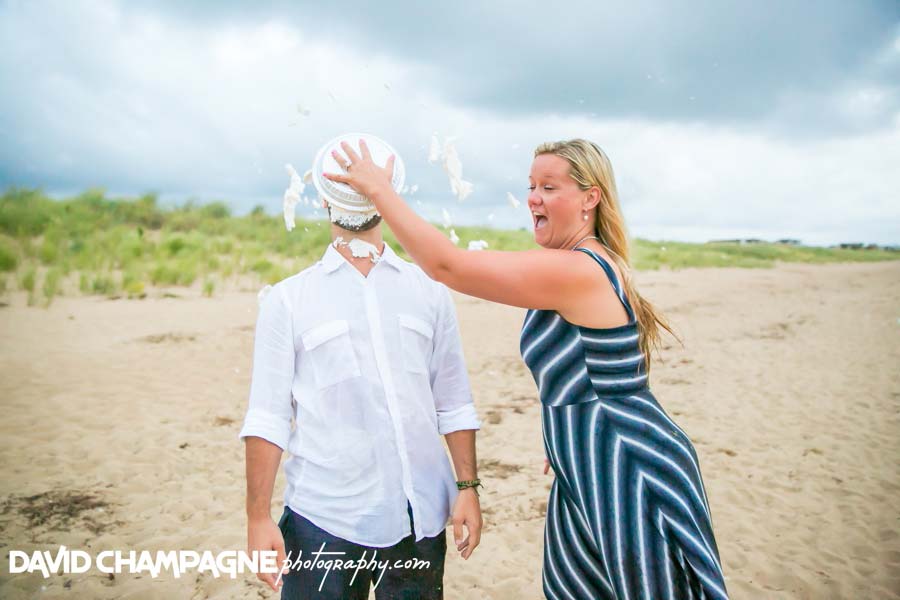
[278,504,446,600]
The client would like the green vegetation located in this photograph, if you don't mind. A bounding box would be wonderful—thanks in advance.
[630,239,897,269]
[19,264,36,306]
[0,235,18,271]
[0,187,895,306]
[42,267,62,306]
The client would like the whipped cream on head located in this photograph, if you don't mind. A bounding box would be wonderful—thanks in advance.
[333,236,383,264]
[328,202,380,230]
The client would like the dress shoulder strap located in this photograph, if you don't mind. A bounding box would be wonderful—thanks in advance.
[573,247,635,321]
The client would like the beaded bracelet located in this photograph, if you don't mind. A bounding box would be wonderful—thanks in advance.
[456,478,483,495]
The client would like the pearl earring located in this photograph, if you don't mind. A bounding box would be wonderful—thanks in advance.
[583,213,589,221]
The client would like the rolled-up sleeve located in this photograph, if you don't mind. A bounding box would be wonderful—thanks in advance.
[430,284,480,434]
[238,284,295,450]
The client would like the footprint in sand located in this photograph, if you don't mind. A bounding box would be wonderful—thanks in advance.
[479,459,522,479]
[530,498,548,517]
[751,315,813,340]
[479,356,528,377]
[485,410,503,425]
[138,332,198,344]
[659,377,690,385]
[754,322,792,340]
[510,395,537,406]
[1,489,118,535]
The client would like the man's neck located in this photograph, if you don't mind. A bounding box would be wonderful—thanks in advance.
[330,224,385,276]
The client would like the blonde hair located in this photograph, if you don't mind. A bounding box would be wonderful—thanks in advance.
[534,138,679,371]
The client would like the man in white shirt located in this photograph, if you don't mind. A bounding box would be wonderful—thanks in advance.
[240,201,482,599]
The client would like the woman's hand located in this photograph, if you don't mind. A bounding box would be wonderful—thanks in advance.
[324,139,396,201]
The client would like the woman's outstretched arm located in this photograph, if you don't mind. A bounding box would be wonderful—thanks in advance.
[324,140,599,312]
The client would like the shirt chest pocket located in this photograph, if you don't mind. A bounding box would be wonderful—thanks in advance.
[398,314,434,375]
[300,320,361,390]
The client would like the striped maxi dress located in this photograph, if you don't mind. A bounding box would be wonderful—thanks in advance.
[520,247,729,600]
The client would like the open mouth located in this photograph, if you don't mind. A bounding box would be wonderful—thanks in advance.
[533,213,548,230]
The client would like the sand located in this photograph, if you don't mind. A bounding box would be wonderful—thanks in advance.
[1,260,898,599]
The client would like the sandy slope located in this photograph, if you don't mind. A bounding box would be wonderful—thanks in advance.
[1,260,898,599]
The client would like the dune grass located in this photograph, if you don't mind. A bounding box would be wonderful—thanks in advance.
[630,238,897,269]
[0,187,895,306]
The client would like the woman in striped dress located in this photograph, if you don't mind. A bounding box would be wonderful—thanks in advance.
[326,138,729,599]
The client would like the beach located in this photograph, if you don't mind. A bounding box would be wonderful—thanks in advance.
[1,259,899,599]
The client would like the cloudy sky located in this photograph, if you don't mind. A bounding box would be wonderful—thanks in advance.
[1,0,898,244]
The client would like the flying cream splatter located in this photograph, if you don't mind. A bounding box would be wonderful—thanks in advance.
[283,164,305,232]
[467,240,489,251]
[428,133,441,164]
[442,208,452,228]
[441,139,473,202]
[506,192,521,209]
[427,133,473,202]
[449,229,460,245]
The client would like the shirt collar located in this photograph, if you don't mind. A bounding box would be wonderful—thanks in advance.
[321,240,404,274]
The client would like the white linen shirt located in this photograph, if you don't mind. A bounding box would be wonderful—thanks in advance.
[239,242,480,547]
